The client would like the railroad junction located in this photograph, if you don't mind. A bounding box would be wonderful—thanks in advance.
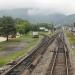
[1,32,72,75]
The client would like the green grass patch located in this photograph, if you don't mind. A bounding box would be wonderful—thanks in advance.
[65,31,75,55]
[0,41,38,66]
[66,32,75,44]
[39,31,53,37]
[0,33,43,67]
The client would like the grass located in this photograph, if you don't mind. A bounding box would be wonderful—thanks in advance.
[39,31,53,37]
[66,32,75,44]
[65,31,75,54]
[0,32,43,67]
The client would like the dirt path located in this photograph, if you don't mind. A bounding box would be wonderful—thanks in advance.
[0,37,6,42]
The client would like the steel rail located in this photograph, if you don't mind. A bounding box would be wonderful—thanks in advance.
[49,47,58,75]
[45,33,69,75]
[1,34,57,75]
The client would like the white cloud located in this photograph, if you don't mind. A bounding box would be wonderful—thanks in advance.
[0,0,75,15]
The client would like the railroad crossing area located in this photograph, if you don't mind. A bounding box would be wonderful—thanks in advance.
[1,32,73,75]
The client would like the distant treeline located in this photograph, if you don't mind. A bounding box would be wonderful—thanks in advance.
[0,16,54,41]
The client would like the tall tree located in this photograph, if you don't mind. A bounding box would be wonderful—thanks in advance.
[0,16,16,41]
[16,19,30,35]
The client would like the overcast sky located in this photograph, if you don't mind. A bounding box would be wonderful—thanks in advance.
[0,0,75,15]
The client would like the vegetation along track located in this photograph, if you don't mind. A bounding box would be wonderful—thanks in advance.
[1,34,58,75]
[45,32,72,75]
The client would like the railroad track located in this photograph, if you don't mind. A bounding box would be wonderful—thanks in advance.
[1,34,58,75]
[45,33,71,75]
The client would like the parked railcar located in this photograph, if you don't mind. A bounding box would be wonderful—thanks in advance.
[32,31,39,38]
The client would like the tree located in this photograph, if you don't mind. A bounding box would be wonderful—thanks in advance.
[0,16,16,41]
[30,24,39,31]
[16,19,30,35]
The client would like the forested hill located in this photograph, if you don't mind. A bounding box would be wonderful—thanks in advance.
[0,8,75,24]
